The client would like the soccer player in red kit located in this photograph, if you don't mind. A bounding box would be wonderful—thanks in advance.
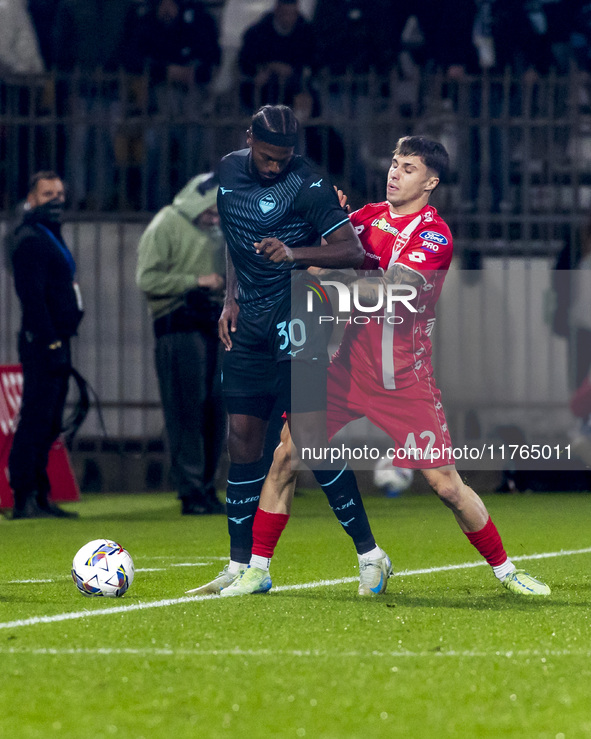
[219,135,551,598]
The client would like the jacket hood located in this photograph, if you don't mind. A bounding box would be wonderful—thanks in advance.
[172,172,218,221]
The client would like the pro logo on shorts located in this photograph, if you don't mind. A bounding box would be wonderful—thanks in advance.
[419,231,448,245]
[259,194,277,214]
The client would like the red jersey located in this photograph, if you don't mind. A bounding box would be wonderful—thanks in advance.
[332,202,452,390]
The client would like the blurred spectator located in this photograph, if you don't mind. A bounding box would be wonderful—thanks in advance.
[552,220,591,388]
[0,0,44,76]
[53,0,141,209]
[569,238,591,388]
[28,0,61,69]
[416,0,573,213]
[550,214,591,465]
[543,0,583,73]
[139,0,220,88]
[136,173,226,516]
[212,0,317,96]
[312,0,406,75]
[0,0,45,204]
[238,0,316,111]
[420,0,570,77]
[567,229,591,465]
[569,2,591,72]
[310,0,410,194]
[137,0,221,209]
[53,0,139,75]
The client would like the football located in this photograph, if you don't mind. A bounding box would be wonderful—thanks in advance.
[373,458,414,497]
[71,539,135,597]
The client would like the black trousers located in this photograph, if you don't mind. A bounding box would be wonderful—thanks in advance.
[155,329,225,501]
[9,339,70,505]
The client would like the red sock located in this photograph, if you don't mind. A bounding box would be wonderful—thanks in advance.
[464,517,507,567]
[251,509,290,559]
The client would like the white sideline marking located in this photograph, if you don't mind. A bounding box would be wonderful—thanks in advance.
[136,564,211,573]
[0,647,589,659]
[1,546,589,632]
[142,556,228,562]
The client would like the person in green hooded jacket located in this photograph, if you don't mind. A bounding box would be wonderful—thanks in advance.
[137,172,226,515]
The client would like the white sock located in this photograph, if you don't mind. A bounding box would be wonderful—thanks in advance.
[250,554,271,571]
[228,559,246,574]
[492,558,516,581]
[358,545,383,562]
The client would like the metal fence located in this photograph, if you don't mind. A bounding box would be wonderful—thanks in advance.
[2,67,591,216]
[1,68,589,484]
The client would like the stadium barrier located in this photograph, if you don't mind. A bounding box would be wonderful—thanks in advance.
[1,67,591,217]
[0,365,79,508]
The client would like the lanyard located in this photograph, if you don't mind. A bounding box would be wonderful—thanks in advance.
[36,224,76,278]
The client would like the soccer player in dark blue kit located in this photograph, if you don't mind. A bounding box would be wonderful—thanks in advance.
[188,104,392,596]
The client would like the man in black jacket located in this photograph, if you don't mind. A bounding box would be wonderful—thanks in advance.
[8,171,84,519]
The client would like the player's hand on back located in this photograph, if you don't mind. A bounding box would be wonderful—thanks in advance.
[334,186,350,213]
[255,237,294,264]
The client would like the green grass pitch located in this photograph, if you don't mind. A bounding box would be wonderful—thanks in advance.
[1,489,590,738]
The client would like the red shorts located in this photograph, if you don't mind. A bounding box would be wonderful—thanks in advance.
[327,359,453,469]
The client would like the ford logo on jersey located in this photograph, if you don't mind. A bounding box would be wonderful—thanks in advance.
[259,194,277,214]
[419,230,448,245]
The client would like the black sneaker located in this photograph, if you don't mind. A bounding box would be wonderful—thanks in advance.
[12,498,50,520]
[37,500,80,518]
[181,497,208,516]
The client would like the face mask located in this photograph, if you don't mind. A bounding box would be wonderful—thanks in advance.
[34,197,65,224]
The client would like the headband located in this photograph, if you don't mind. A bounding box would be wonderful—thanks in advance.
[251,119,298,148]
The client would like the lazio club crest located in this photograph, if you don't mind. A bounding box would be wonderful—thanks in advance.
[259,194,277,214]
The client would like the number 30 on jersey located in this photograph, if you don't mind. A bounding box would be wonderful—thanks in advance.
[276,319,307,350]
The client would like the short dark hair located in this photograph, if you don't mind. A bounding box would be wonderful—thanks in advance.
[28,170,62,194]
[393,136,449,182]
[250,105,299,147]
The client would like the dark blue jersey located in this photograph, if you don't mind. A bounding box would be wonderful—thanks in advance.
[217,148,349,315]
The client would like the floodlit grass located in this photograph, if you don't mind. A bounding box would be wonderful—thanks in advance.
[1,490,590,738]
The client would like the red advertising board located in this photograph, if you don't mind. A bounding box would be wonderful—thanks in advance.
[0,364,80,509]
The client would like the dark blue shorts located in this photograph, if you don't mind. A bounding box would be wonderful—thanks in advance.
[223,275,332,416]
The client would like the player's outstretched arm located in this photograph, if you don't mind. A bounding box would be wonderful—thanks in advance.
[353,263,425,308]
[384,263,425,286]
[289,222,364,269]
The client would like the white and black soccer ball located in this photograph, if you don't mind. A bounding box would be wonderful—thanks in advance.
[373,458,414,497]
[71,539,134,597]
